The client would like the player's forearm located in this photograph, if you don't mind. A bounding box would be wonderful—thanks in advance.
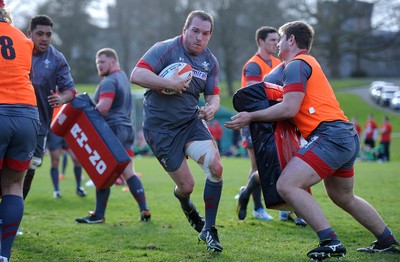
[250,102,294,123]
[130,67,166,89]
[60,90,75,104]
[204,95,220,113]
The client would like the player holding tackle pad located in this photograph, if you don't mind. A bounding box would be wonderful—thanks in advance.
[226,20,399,261]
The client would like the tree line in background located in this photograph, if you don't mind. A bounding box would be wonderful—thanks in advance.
[16,0,400,96]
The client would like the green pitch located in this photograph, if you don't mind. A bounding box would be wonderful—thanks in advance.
[13,156,400,261]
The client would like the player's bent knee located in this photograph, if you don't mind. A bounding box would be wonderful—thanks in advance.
[203,147,222,182]
[185,140,222,182]
[328,192,353,209]
[210,160,223,181]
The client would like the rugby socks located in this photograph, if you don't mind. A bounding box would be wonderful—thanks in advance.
[377,227,397,245]
[243,173,260,203]
[247,173,265,211]
[126,175,148,211]
[252,187,263,210]
[74,166,82,189]
[50,167,60,192]
[95,187,110,219]
[23,169,35,199]
[0,195,24,260]
[174,188,194,212]
[317,228,339,243]
[61,153,68,175]
[203,178,222,228]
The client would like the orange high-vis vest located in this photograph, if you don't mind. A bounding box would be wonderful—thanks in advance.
[241,54,281,88]
[0,22,36,106]
[288,54,348,140]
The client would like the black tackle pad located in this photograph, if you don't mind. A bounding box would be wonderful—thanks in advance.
[233,83,293,210]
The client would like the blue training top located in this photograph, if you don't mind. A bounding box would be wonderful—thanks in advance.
[30,45,76,134]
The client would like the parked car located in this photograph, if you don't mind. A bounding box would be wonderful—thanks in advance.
[369,81,395,104]
[390,90,400,110]
[378,85,399,106]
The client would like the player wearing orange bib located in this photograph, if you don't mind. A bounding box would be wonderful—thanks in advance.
[0,22,35,106]
[0,2,39,261]
[226,20,399,260]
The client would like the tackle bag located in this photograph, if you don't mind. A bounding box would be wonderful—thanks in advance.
[233,82,307,210]
[51,93,130,189]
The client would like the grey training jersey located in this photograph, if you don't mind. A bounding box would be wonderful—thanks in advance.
[136,35,220,132]
[93,70,132,127]
[263,62,285,86]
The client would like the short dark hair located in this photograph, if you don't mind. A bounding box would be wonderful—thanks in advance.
[279,21,314,51]
[29,15,53,31]
[255,26,278,44]
[96,47,119,63]
[184,10,214,34]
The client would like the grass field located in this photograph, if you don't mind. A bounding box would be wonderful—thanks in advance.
[13,157,400,261]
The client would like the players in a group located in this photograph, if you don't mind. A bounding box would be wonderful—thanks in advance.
[130,10,224,252]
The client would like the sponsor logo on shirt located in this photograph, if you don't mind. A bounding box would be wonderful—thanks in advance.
[192,69,207,81]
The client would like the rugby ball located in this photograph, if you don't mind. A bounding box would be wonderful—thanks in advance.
[158,62,193,95]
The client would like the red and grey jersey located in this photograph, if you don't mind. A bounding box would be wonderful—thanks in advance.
[31,45,76,134]
[93,70,132,127]
[241,53,281,87]
[135,35,220,132]
[263,62,285,86]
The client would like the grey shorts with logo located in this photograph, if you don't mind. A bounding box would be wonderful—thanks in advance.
[296,121,359,178]
[143,117,212,172]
